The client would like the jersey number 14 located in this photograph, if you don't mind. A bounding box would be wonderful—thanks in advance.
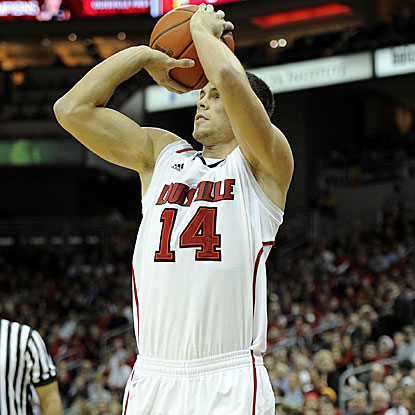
[154,207,221,262]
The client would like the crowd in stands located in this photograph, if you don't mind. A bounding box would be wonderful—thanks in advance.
[0,238,135,414]
[0,202,414,414]
[265,204,415,414]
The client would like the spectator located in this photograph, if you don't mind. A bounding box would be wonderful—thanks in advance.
[400,376,415,391]
[378,335,395,359]
[320,386,337,404]
[108,392,123,414]
[67,374,89,406]
[88,373,111,406]
[384,375,399,393]
[368,363,387,394]
[59,311,78,340]
[320,397,337,415]
[293,353,312,392]
[347,391,370,415]
[398,360,414,381]
[371,387,391,415]
[313,349,341,395]
[386,388,409,415]
[283,372,304,409]
[304,392,320,411]
[376,283,415,337]
[273,362,290,395]
[66,396,89,415]
[107,356,131,391]
[404,392,415,415]
[56,360,72,407]
[393,332,405,351]
[397,327,415,365]
[362,341,379,364]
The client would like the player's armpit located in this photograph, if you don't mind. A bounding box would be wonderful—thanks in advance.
[143,127,182,163]
[35,380,63,415]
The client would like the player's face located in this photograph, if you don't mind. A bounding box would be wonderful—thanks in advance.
[193,82,234,145]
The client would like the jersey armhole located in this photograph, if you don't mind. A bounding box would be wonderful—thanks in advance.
[233,147,284,225]
[141,140,193,203]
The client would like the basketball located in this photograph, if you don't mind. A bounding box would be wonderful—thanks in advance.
[149,5,235,90]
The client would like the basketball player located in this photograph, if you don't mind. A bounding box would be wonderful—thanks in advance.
[54,3,293,414]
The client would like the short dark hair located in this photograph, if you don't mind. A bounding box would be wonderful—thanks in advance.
[398,359,414,371]
[246,71,275,119]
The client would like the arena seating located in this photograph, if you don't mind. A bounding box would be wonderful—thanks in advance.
[1,204,414,413]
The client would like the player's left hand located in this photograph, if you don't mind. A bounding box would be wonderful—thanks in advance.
[190,3,234,38]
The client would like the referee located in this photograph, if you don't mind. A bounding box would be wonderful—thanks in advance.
[0,318,63,415]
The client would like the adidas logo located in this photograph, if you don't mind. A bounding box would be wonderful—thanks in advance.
[171,163,184,172]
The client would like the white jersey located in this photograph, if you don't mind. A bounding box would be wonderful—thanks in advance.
[132,140,283,360]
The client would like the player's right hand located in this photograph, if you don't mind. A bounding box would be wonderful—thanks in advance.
[145,48,195,94]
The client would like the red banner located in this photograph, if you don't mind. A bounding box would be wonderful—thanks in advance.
[151,0,244,17]
[0,0,242,20]
[0,0,150,20]
[76,0,149,17]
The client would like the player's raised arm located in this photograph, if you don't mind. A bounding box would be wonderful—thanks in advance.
[53,46,194,178]
[190,4,294,208]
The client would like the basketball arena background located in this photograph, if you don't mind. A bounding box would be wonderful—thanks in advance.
[1,0,415,413]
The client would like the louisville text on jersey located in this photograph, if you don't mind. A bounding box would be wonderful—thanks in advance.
[156,179,236,207]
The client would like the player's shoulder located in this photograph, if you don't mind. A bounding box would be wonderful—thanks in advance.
[142,127,195,163]
[154,136,194,162]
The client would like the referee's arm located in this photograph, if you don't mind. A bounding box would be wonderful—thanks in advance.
[36,381,63,415]
[26,329,63,415]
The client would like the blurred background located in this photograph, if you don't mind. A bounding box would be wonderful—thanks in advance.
[0,0,415,414]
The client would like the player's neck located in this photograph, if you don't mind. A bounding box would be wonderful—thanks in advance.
[202,139,238,160]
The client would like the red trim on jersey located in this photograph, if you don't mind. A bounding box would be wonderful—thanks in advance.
[252,247,264,315]
[132,267,139,346]
[123,368,135,415]
[123,389,130,415]
[251,350,257,415]
[252,241,275,315]
[176,148,193,153]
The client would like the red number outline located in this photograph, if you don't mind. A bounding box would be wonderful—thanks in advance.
[179,207,221,261]
[154,207,222,262]
[154,208,178,262]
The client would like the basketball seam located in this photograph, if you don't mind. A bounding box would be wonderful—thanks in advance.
[150,14,194,49]
[170,69,206,89]
[191,72,206,89]
[176,39,193,59]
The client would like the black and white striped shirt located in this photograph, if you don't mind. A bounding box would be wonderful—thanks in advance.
[0,319,57,415]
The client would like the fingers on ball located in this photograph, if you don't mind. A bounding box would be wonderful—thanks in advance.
[225,21,234,31]
[217,10,225,19]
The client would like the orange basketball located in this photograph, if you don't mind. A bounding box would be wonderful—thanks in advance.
[149,5,234,90]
